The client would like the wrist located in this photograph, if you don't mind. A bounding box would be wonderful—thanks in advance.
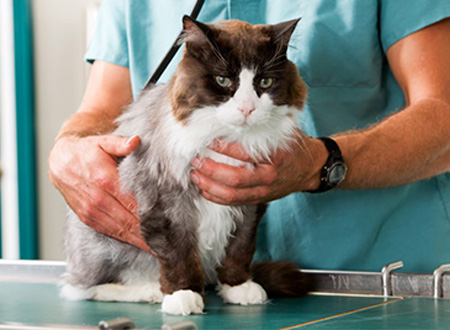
[304,137,349,193]
[303,137,329,191]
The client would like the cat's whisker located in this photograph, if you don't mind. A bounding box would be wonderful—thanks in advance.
[209,47,228,67]
[289,130,315,163]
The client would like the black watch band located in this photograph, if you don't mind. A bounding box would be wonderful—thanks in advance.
[308,137,347,193]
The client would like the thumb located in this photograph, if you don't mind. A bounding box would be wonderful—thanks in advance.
[98,134,141,157]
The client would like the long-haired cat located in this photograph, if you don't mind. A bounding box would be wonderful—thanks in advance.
[62,16,308,315]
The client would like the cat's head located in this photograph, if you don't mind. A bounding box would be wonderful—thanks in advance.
[169,16,306,133]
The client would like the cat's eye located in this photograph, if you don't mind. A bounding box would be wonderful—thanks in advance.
[259,78,273,89]
[215,76,232,88]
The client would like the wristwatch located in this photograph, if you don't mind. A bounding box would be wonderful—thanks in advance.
[308,137,347,193]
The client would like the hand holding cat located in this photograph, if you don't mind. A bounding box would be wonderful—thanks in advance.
[190,131,327,205]
[48,134,152,253]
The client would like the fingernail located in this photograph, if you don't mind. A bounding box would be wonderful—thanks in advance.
[208,140,218,149]
[191,172,199,184]
[209,139,222,150]
[191,158,201,168]
[125,135,139,145]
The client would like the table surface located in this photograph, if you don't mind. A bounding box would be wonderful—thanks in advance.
[1,281,450,329]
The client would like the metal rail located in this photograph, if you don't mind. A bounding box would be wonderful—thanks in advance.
[302,261,450,299]
[1,260,449,299]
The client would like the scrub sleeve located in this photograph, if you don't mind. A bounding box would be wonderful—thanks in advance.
[85,0,128,67]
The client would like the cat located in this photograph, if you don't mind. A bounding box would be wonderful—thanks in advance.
[61,15,308,315]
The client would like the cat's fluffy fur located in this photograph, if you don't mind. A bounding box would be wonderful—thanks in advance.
[62,16,308,315]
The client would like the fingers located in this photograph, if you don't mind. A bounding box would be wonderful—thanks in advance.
[208,139,257,163]
[49,134,151,252]
[80,212,151,253]
[199,191,235,206]
[97,134,141,157]
[93,135,141,214]
[79,136,140,215]
[191,169,270,205]
[190,152,278,205]
[80,155,136,213]
[65,183,153,254]
[191,157,277,189]
[190,139,301,205]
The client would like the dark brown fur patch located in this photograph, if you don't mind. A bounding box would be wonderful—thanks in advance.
[216,204,267,286]
[169,18,306,123]
[140,196,205,296]
[286,61,307,109]
[250,261,309,297]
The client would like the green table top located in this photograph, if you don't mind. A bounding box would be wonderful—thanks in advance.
[0,281,449,329]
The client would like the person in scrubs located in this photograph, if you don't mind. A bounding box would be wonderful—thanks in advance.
[49,0,450,273]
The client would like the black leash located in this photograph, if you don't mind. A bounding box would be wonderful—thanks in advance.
[143,0,206,90]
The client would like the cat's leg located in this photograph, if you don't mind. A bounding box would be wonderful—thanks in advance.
[62,213,164,303]
[216,204,268,305]
[60,283,96,301]
[140,202,205,315]
[92,282,163,302]
[61,282,163,303]
[90,257,163,303]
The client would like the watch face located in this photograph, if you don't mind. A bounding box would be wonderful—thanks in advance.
[328,162,347,185]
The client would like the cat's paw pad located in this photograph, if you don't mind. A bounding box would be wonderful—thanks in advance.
[161,290,204,315]
[218,280,268,305]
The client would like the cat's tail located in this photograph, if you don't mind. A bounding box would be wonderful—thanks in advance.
[250,261,309,297]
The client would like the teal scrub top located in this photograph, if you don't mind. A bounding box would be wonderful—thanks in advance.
[86,0,450,274]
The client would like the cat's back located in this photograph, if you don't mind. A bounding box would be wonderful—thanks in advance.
[114,84,170,138]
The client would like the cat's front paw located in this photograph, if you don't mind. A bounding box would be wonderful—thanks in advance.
[218,280,268,305]
[161,290,204,315]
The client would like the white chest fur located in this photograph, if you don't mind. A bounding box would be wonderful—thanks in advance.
[194,196,243,284]
[161,84,299,283]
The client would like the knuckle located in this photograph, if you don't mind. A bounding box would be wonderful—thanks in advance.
[126,201,139,214]
[228,174,242,187]
[259,186,271,198]
[224,190,238,203]
[82,204,97,220]
[201,160,214,176]
[265,168,278,184]
[123,219,136,233]
[93,172,114,190]
[91,192,105,208]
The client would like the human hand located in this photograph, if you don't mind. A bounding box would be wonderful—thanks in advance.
[190,130,327,205]
[48,134,153,253]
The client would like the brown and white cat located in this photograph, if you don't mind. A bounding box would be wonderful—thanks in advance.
[61,16,308,315]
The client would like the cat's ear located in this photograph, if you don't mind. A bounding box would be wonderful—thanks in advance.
[180,15,218,50]
[270,18,301,49]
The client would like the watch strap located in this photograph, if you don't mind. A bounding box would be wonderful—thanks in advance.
[318,137,342,159]
[308,137,346,193]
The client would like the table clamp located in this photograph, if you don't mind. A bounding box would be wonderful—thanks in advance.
[433,263,450,298]
[382,261,404,296]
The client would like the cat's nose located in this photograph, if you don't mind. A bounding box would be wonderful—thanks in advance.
[238,106,255,118]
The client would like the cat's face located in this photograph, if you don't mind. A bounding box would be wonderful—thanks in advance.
[169,17,306,132]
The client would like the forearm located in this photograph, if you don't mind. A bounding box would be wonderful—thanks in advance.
[56,60,132,141]
[334,98,450,189]
[56,107,120,140]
